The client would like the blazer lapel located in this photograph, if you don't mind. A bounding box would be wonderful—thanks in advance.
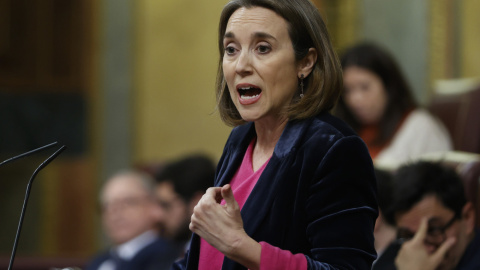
[240,118,312,238]
[215,122,256,187]
[218,118,312,270]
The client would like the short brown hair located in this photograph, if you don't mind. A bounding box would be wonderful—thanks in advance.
[216,0,343,126]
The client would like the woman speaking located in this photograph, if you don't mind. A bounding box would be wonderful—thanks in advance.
[174,0,378,269]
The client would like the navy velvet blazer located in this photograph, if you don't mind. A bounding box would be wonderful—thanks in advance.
[174,113,378,269]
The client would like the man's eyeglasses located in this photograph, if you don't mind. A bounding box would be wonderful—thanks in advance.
[156,196,183,212]
[102,196,150,213]
[396,214,458,245]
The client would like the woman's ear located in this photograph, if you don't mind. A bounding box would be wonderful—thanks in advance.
[297,48,317,78]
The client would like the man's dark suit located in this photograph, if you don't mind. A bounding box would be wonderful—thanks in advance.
[86,237,183,270]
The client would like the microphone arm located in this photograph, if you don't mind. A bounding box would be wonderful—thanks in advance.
[7,145,67,270]
[0,142,59,167]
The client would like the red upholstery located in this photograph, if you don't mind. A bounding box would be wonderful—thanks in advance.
[428,84,480,154]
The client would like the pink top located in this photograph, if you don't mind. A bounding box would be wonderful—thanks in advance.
[198,139,307,270]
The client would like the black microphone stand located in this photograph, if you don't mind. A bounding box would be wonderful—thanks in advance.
[0,142,59,167]
[1,142,66,270]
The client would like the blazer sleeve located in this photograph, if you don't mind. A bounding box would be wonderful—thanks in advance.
[304,135,378,269]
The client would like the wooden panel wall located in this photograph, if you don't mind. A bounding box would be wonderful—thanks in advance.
[0,0,98,259]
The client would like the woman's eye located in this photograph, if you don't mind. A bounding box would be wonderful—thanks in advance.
[360,83,370,91]
[257,45,271,54]
[225,46,236,55]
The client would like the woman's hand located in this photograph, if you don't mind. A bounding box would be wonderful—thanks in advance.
[189,184,244,253]
[190,184,261,269]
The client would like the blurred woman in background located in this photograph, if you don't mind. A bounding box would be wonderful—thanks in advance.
[335,43,452,166]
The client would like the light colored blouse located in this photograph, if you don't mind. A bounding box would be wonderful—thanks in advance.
[375,109,452,168]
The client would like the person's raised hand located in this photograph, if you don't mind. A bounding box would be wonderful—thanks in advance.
[189,184,246,255]
[395,217,456,270]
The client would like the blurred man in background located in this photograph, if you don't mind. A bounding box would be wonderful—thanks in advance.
[154,154,215,257]
[86,170,182,270]
[377,162,479,270]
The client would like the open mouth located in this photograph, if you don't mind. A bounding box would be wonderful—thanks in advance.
[238,86,262,100]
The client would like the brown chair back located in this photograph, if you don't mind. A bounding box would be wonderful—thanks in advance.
[428,84,480,154]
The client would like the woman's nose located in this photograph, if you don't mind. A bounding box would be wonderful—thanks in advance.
[235,50,253,76]
[350,89,364,103]
[345,89,364,107]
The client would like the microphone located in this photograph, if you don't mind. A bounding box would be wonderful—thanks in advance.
[2,143,67,270]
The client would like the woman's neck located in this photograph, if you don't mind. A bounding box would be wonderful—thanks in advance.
[251,117,288,171]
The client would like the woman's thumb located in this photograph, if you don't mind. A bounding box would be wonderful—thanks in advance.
[221,184,237,208]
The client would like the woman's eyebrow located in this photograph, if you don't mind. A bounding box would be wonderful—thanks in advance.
[223,31,277,41]
[224,32,235,39]
[252,32,276,41]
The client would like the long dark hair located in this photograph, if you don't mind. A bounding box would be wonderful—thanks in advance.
[334,43,417,145]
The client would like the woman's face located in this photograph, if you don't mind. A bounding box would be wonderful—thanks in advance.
[222,7,300,124]
[343,66,388,125]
